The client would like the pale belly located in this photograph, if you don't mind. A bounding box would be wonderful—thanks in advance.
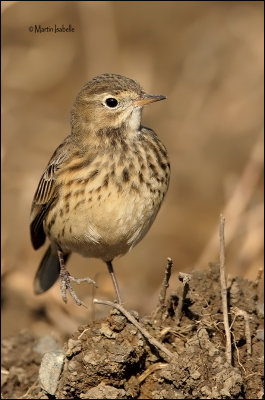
[45,186,163,262]
[44,132,170,261]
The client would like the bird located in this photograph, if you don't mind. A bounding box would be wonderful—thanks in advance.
[30,73,170,306]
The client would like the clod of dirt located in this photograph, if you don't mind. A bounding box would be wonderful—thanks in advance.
[79,383,127,399]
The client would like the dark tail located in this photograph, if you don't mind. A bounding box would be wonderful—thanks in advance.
[34,245,70,294]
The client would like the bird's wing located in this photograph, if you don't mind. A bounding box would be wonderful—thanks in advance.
[30,136,72,250]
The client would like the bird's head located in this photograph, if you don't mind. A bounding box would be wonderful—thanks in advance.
[71,73,166,140]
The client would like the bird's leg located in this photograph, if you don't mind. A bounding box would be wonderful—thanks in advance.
[57,249,96,307]
[106,260,122,304]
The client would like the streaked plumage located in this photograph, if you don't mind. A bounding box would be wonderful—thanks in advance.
[30,73,170,305]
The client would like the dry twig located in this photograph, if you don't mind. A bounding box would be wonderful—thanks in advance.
[219,214,232,365]
[152,258,173,324]
[138,362,168,383]
[94,298,174,361]
[175,272,192,324]
[231,330,247,374]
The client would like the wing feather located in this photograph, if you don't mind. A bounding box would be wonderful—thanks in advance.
[30,136,71,249]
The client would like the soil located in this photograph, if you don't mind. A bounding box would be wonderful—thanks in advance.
[1,264,264,399]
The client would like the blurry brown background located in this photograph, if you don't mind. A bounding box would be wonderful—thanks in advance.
[2,1,264,339]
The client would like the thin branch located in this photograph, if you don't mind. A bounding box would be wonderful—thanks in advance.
[152,257,173,324]
[219,214,232,365]
[231,330,246,374]
[138,362,168,383]
[175,272,192,324]
[77,328,89,340]
[94,298,174,362]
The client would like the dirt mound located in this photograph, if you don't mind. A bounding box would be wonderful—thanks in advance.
[1,264,264,399]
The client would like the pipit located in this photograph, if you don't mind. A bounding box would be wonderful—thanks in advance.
[30,73,170,306]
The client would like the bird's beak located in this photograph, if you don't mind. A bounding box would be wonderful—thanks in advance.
[133,93,166,107]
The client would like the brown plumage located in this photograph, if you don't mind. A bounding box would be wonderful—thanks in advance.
[30,73,170,306]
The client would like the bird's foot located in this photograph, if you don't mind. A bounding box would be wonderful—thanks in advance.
[60,268,96,307]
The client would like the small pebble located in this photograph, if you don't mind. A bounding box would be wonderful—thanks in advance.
[39,351,65,395]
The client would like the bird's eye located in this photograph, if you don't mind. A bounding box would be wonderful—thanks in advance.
[105,98,118,108]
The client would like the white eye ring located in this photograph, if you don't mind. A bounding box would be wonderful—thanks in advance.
[104,97,118,108]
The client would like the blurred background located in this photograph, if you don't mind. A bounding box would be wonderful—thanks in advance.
[2,1,264,339]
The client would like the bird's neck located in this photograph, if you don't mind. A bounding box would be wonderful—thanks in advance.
[71,108,143,150]
[127,107,142,132]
